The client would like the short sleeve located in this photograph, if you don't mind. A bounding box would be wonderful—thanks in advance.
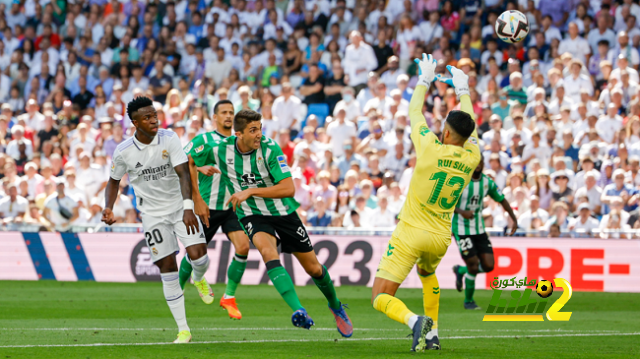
[184,134,213,167]
[267,142,292,183]
[110,149,128,181]
[487,177,505,202]
[167,132,188,167]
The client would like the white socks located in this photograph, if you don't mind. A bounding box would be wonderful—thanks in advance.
[408,315,420,330]
[191,254,210,282]
[161,272,190,332]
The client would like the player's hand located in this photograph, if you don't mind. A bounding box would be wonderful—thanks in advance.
[101,208,116,225]
[413,53,437,88]
[509,219,518,236]
[436,65,470,98]
[197,165,220,177]
[460,210,475,220]
[183,210,199,235]
[195,197,210,228]
[226,190,252,212]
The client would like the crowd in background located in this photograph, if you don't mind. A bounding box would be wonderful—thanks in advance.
[0,0,639,238]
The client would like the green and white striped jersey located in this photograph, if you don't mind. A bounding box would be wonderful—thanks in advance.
[191,135,299,219]
[184,131,230,211]
[452,174,504,236]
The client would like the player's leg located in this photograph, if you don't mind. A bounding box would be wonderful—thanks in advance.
[142,212,191,343]
[415,233,450,350]
[464,234,492,310]
[174,214,213,304]
[220,227,250,320]
[179,210,217,289]
[372,224,432,352]
[452,234,482,309]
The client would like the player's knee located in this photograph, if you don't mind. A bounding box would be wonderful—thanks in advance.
[187,244,208,261]
[481,262,494,272]
[235,241,250,256]
[466,261,480,275]
[304,263,323,278]
[156,257,178,273]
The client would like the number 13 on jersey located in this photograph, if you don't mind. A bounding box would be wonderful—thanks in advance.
[427,171,465,209]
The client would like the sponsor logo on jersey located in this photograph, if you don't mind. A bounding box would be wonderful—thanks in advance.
[257,156,264,166]
[240,173,264,187]
[468,137,478,145]
[419,125,429,136]
[140,163,172,181]
[162,150,169,160]
[227,158,234,165]
[135,162,143,168]
[184,142,193,153]
[195,145,204,153]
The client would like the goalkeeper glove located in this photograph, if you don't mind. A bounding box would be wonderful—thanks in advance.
[413,53,437,89]
[436,65,470,98]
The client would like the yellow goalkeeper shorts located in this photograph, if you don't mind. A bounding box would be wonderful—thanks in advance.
[376,220,451,284]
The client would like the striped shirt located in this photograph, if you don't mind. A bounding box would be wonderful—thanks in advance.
[192,135,299,219]
[452,174,504,236]
[184,131,230,211]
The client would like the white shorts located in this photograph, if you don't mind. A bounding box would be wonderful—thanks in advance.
[140,209,205,262]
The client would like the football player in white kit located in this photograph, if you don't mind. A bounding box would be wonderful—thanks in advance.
[102,97,212,344]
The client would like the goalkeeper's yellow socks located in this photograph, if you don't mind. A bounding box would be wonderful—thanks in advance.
[420,272,440,331]
[373,293,418,329]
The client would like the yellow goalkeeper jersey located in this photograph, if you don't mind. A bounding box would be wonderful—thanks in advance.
[399,85,482,236]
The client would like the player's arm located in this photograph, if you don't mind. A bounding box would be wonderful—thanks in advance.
[454,206,474,219]
[409,54,437,131]
[226,143,295,211]
[488,178,517,235]
[102,149,126,225]
[188,154,210,228]
[169,134,199,235]
[437,65,479,142]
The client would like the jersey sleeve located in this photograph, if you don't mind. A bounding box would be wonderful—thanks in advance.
[487,176,505,202]
[409,85,442,155]
[184,134,214,167]
[167,132,188,167]
[110,149,128,181]
[267,140,292,183]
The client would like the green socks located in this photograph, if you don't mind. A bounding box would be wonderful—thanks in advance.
[464,273,476,303]
[225,254,248,297]
[267,262,303,311]
[312,266,341,310]
[457,265,468,275]
[178,255,193,290]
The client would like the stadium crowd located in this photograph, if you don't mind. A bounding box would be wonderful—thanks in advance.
[0,0,639,238]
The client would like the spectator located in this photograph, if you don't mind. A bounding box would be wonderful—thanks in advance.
[568,203,600,236]
[602,169,637,214]
[307,196,332,227]
[272,82,301,138]
[370,195,395,228]
[0,183,28,224]
[44,179,79,232]
[342,31,378,92]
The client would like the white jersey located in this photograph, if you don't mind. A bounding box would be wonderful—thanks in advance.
[111,129,187,216]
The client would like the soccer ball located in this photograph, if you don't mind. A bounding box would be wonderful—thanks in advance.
[495,10,530,43]
[536,280,554,298]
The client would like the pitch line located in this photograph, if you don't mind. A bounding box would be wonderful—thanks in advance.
[1,332,639,349]
[0,327,624,333]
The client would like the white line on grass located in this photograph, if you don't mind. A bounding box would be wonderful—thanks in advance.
[1,332,639,349]
[0,328,623,333]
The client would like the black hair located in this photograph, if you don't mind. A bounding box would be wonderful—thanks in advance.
[214,99,234,114]
[598,39,610,47]
[445,110,475,139]
[127,96,153,120]
[234,109,262,133]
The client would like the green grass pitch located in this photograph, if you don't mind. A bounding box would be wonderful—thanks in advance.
[0,281,638,358]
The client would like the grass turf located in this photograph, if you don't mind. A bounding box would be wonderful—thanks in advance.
[0,281,638,358]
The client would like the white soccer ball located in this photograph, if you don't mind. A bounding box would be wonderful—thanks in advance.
[494,10,530,44]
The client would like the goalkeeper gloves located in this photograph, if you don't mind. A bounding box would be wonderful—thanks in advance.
[413,53,437,89]
[436,65,470,98]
